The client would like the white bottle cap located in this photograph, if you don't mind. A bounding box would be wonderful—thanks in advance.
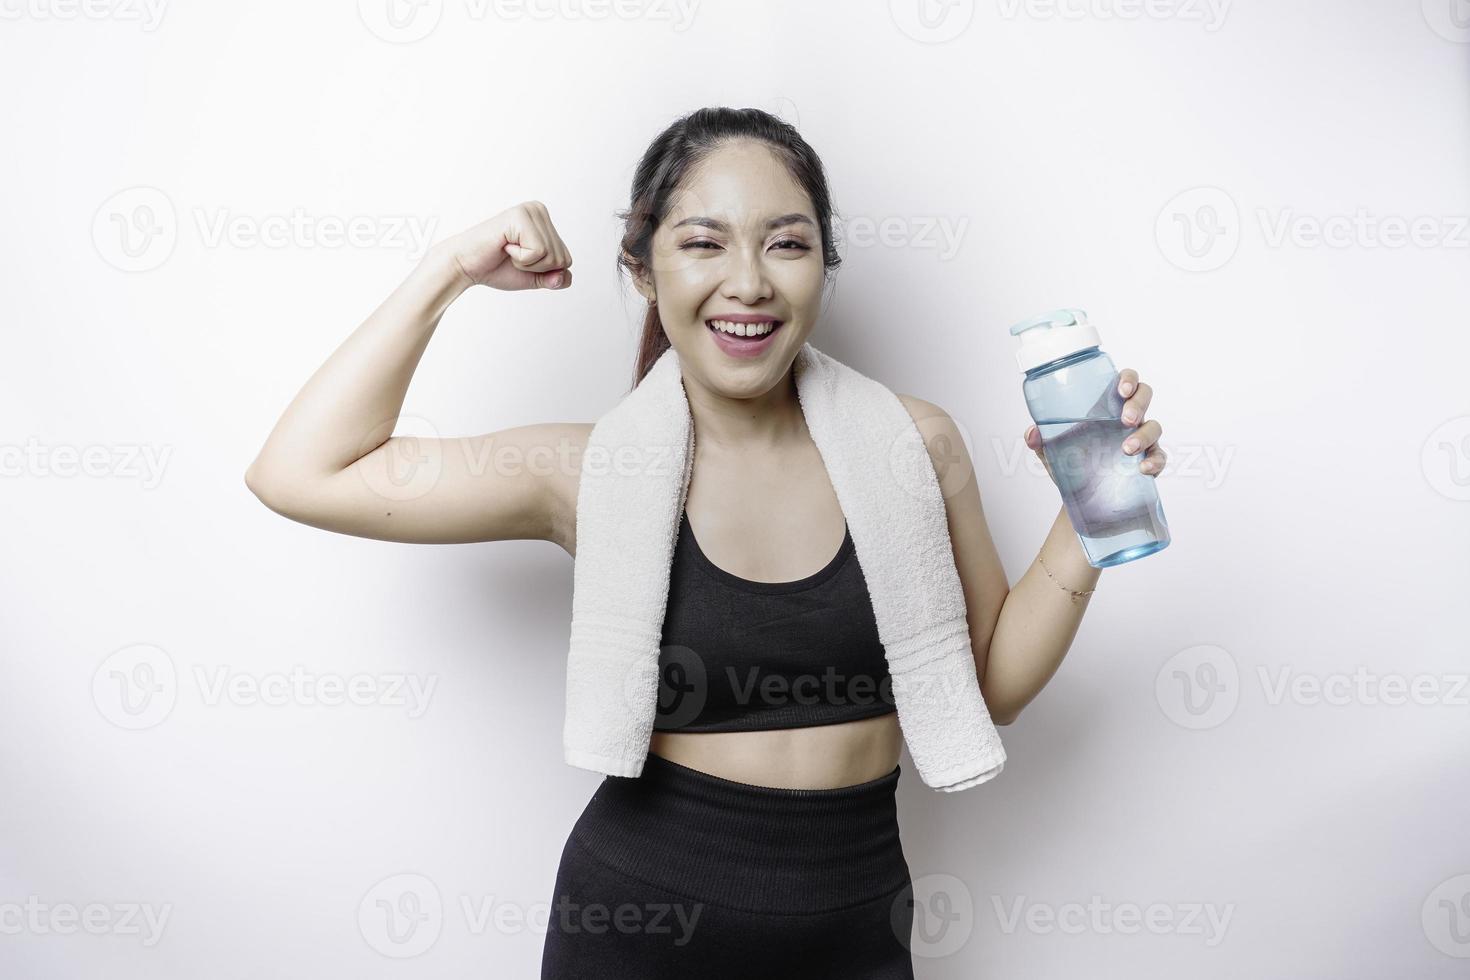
[1009,308,1102,373]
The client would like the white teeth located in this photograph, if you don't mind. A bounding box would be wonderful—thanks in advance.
[708,319,778,337]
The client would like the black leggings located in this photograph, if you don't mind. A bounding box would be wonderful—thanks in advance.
[540,750,916,979]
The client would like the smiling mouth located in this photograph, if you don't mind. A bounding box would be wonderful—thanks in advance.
[705,318,785,340]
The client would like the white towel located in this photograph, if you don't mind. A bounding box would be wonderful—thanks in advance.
[562,341,1006,793]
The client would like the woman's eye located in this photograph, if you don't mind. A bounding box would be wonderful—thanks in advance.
[679,239,811,251]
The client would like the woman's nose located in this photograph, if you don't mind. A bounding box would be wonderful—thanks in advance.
[720,245,772,302]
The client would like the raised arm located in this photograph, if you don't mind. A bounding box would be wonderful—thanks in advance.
[244,202,584,546]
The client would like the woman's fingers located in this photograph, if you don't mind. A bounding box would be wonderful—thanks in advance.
[1122,419,1163,455]
[503,233,548,268]
[1121,380,1153,425]
[505,203,572,274]
[535,203,572,272]
[508,216,555,271]
[451,200,576,291]
[529,205,572,271]
[1139,443,1167,476]
[1115,368,1163,473]
[1030,412,1166,479]
[544,222,572,272]
[1117,368,1139,398]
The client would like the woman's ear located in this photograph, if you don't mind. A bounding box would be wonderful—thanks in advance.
[625,255,656,305]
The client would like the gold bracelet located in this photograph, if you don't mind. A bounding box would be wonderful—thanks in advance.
[1037,554,1095,602]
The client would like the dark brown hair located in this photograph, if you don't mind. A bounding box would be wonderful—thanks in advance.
[616,107,843,391]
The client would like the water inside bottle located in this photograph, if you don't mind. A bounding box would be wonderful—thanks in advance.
[1037,412,1171,567]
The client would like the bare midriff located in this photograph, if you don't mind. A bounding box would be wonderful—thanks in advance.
[647,710,903,789]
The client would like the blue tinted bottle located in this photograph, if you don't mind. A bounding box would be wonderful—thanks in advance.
[1010,308,1171,568]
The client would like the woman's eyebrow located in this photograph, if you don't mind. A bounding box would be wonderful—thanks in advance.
[672,213,815,232]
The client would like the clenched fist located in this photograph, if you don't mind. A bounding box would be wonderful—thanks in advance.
[445,200,574,292]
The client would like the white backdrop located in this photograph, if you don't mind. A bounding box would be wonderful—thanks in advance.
[4,2,1468,977]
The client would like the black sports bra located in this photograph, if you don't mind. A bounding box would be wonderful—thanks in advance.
[652,507,897,733]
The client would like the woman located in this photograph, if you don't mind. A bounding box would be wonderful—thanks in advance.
[245,107,1166,978]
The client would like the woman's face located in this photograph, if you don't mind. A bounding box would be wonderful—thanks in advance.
[638,139,825,396]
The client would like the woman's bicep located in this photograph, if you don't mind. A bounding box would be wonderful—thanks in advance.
[249,421,589,547]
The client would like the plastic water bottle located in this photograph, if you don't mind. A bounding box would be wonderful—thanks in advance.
[1010,308,1171,568]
